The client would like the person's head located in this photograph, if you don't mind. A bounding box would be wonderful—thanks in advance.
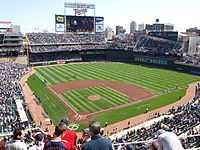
[58,117,70,131]
[82,128,90,136]
[54,126,64,138]
[126,144,134,150]
[157,129,166,137]
[33,132,44,142]
[89,121,101,137]
[148,140,160,150]
[13,128,23,140]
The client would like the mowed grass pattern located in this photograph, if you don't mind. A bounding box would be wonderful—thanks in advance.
[27,62,200,126]
[35,62,200,94]
[61,87,129,113]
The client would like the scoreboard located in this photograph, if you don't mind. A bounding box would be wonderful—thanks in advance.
[65,16,94,32]
[55,15,104,33]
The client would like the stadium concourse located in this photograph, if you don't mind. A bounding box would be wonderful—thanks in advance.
[0,62,200,149]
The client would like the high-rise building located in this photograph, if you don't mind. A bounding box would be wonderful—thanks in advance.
[188,36,200,55]
[105,27,113,41]
[138,24,145,31]
[130,21,137,33]
[116,25,126,35]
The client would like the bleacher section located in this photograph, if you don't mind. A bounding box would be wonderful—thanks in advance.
[134,35,181,55]
[111,85,200,150]
[0,62,32,135]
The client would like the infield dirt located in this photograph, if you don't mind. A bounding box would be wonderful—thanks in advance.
[49,80,154,101]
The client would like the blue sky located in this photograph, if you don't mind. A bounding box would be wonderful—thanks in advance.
[0,0,200,33]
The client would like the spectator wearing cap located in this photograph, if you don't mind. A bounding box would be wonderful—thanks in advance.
[5,128,27,150]
[44,126,68,150]
[59,118,78,150]
[81,121,113,150]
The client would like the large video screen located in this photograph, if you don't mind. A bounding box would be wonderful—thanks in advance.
[55,15,104,32]
[0,34,4,44]
[66,16,104,32]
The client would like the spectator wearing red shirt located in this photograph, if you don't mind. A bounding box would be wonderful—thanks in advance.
[58,118,78,150]
[0,138,6,150]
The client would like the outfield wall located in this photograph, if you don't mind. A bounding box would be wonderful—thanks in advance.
[29,49,200,76]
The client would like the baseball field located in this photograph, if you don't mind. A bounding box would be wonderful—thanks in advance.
[27,62,200,127]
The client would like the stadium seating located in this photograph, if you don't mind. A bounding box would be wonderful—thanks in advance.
[0,62,32,135]
[27,33,105,44]
[134,35,181,55]
[27,33,107,54]
[111,85,200,149]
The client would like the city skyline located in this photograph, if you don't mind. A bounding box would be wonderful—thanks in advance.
[0,0,200,33]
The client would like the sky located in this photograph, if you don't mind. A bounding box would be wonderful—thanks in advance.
[0,0,200,33]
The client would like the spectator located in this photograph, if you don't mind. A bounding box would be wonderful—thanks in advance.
[59,118,78,150]
[44,126,68,150]
[0,138,6,150]
[29,132,45,150]
[5,128,27,150]
[150,130,184,150]
[78,128,91,149]
[81,121,113,150]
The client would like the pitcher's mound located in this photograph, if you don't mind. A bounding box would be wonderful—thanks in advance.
[88,95,101,101]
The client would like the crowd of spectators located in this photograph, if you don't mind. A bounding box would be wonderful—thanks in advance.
[27,33,105,44]
[179,55,200,66]
[0,62,32,134]
[30,44,108,53]
[134,35,181,55]
[108,34,137,50]
[27,33,183,57]
[27,33,108,53]
[0,118,113,150]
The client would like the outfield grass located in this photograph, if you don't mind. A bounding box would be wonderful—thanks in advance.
[96,88,186,124]
[27,75,68,123]
[35,63,200,94]
[27,62,200,126]
[61,87,129,113]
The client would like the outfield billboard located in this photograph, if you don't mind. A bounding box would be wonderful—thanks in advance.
[95,17,104,33]
[55,15,65,32]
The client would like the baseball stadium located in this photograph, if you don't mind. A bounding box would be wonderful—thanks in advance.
[1,0,200,150]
